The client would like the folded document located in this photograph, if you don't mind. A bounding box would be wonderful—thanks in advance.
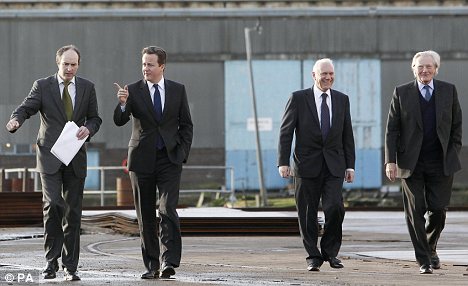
[51,121,88,166]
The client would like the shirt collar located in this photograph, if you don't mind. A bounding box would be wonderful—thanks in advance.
[313,85,331,99]
[147,76,165,91]
[57,75,75,86]
[417,80,434,92]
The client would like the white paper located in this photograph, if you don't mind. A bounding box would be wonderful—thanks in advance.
[51,121,88,166]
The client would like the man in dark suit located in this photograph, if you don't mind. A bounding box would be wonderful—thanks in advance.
[278,58,355,272]
[113,46,193,280]
[385,50,462,274]
[6,45,102,281]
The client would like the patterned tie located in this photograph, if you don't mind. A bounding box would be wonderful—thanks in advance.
[423,85,432,101]
[153,84,165,149]
[62,81,73,121]
[321,93,330,140]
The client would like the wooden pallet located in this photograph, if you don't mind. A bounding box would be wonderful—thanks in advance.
[0,192,43,227]
[81,211,304,236]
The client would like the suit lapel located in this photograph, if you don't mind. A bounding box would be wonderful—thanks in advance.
[305,88,320,129]
[49,75,68,121]
[139,80,157,122]
[410,81,424,129]
[162,79,171,121]
[330,89,340,132]
[73,77,84,120]
[433,79,444,128]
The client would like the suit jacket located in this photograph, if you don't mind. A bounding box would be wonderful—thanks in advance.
[278,87,355,178]
[385,79,462,178]
[10,74,102,178]
[113,79,193,174]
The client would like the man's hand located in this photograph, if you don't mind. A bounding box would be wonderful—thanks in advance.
[114,82,128,106]
[385,163,397,182]
[76,126,90,140]
[344,170,355,183]
[6,119,20,132]
[278,166,291,178]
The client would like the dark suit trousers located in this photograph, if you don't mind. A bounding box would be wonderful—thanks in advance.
[130,149,183,272]
[401,160,453,266]
[40,165,85,271]
[294,162,345,264]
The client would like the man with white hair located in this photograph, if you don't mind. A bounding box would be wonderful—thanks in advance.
[385,50,462,274]
[278,58,355,272]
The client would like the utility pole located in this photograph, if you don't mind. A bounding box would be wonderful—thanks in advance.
[244,21,267,207]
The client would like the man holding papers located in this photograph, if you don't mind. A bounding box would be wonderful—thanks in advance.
[5,45,101,281]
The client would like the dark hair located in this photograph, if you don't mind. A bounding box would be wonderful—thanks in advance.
[141,46,166,66]
[56,45,81,64]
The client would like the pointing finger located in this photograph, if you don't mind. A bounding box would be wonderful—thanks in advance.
[113,82,123,90]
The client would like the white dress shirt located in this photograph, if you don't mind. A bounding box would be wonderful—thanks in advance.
[147,77,166,112]
[313,85,332,127]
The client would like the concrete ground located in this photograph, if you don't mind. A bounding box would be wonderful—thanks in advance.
[1,211,468,285]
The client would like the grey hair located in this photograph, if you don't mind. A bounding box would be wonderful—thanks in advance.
[411,50,440,77]
[313,58,334,74]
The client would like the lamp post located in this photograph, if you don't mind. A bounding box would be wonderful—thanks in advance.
[244,21,267,207]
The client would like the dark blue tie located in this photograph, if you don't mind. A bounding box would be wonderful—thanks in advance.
[153,84,163,121]
[321,93,330,140]
[153,84,165,149]
[423,85,432,101]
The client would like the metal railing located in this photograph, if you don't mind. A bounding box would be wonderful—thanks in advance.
[1,165,235,206]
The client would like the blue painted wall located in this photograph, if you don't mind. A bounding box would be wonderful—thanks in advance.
[85,149,99,190]
[303,59,382,188]
[226,59,382,191]
[225,60,301,190]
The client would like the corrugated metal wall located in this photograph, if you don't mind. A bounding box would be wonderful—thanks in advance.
[2,10,468,187]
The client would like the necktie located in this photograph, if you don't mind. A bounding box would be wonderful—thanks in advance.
[62,81,73,121]
[153,84,163,122]
[321,93,330,140]
[153,84,165,149]
[423,85,432,101]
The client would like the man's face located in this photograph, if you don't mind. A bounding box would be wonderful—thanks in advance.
[312,62,334,92]
[142,53,164,83]
[414,56,436,85]
[57,49,79,82]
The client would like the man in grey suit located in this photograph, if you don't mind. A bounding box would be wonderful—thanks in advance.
[385,50,462,274]
[278,58,355,272]
[114,46,193,280]
[5,45,102,281]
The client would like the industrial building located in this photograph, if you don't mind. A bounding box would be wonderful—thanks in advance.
[1,0,468,194]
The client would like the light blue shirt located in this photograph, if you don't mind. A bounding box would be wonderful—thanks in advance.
[418,80,434,99]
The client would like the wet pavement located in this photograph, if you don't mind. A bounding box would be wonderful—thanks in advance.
[1,210,468,285]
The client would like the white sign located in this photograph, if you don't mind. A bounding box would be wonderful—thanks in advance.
[247,117,273,131]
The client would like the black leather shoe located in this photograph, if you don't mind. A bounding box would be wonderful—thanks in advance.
[160,263,176,278]
[42,260,59,279]
[328,257,344,269]
[63,268,80,281]
[307,259,323,271]
[431,255,441,269]
[419,264,433,274]
[141,269,159,279]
